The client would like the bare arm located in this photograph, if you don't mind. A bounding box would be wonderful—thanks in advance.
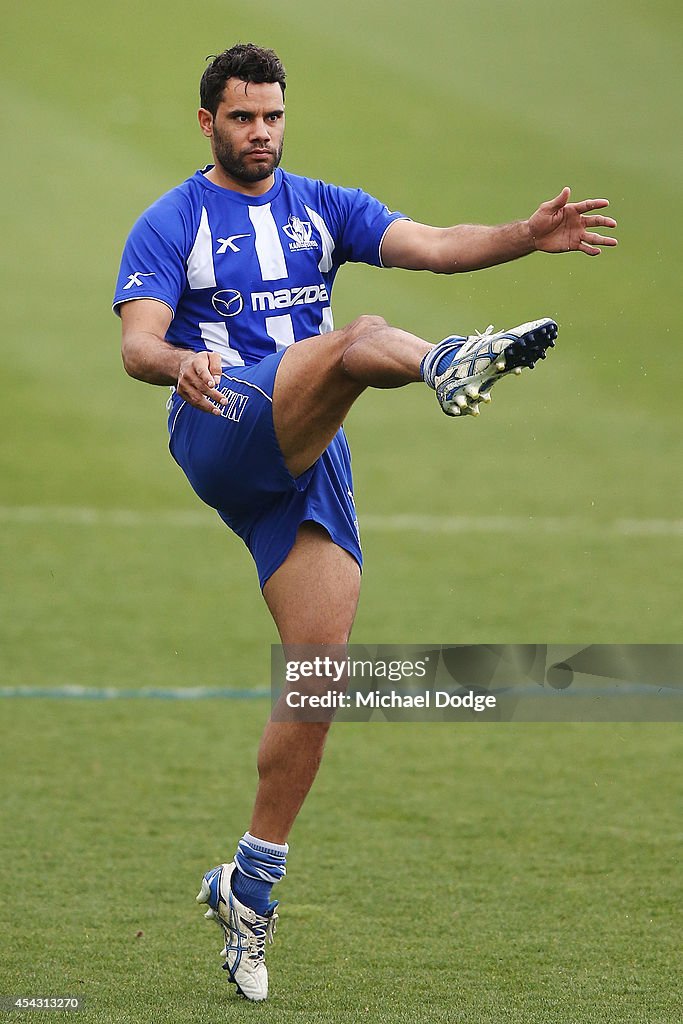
[120,299,227,415]
[381,187,617,274]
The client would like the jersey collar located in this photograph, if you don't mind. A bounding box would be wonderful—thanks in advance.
[194,166,284,205]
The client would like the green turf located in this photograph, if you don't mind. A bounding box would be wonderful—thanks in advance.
[1,705,681,1023]
[1,0,682,1020]
[2,1,682,680]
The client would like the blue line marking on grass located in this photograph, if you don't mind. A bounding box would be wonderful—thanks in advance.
[0,684,680,701]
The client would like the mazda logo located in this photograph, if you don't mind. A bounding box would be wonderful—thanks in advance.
[211,289,244,317]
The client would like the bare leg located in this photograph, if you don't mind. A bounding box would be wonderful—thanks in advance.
[247,317,429,840]
[274,315,432,477]
[250,523,361,843]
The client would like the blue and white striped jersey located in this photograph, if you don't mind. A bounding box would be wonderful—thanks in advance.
[113,166,406,367]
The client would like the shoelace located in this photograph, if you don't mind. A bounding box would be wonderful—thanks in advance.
[243,910,279,965]
[471,324,496,342]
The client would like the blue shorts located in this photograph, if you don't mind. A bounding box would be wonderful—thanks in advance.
[167,349,362,588]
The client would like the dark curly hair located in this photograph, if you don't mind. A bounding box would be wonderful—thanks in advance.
[200,43,286,115]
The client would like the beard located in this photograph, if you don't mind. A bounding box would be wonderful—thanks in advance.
[212,125,283,183]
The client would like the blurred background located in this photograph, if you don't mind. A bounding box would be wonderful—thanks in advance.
[2,6,682,1022]
[2,0,681,690]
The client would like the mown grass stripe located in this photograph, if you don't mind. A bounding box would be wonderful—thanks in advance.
[0,686,270,700]
[1,506,682,537]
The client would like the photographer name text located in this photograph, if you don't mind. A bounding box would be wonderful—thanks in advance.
[284,689,497,712]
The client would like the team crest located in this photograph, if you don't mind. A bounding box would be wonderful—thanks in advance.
[282,215,319,252]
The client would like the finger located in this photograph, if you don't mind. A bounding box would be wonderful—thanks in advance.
[581,214,617,229]
[202,383,229,405]
[574,198,610,213]
[177,380,223,414]
[179,373,227,408]
[547,186,571,209]
[199,366,218,389]
[192,391,223,416]
[194,366,228,404]
[187,378,227,404]
[208,351,223,381]
[578,240,601,256]
[201,395,224,416]
[583,231,618,247]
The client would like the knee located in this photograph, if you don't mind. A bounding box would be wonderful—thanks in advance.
[338,316,388,378]
[342,314,388,346]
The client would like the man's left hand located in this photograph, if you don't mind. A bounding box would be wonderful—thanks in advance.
[528,187,618,256]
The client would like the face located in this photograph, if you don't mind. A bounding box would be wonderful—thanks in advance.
[200,78,285,188]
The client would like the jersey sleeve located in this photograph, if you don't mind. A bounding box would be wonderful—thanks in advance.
[320,184,408,268]
[112,195,190,317]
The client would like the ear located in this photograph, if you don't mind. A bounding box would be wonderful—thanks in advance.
[197,108,213,138]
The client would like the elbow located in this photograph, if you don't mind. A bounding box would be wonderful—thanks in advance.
[120,346,135,378]
[121,339,142,380]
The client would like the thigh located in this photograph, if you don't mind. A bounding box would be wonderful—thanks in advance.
[272,317,386,478]
[263,522,361,644]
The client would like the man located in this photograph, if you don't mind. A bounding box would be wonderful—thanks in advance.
[113,43,617,1001]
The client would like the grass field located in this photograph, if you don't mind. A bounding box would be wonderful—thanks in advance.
[2,707,682,1023]
[1,1,681,1021]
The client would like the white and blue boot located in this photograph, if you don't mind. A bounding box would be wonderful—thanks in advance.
[422,318,558,417]
[196,862,278,1002]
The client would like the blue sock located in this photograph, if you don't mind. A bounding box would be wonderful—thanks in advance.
[231,832,288,915]
[421,336,465,388]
